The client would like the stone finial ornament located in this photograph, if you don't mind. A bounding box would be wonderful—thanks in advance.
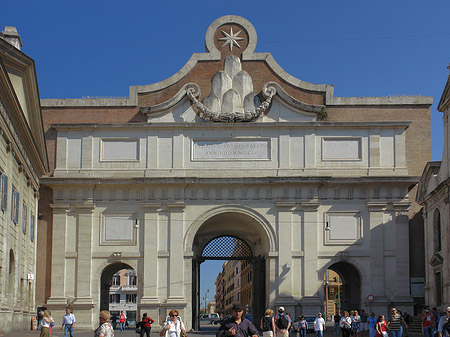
[187,55,275,122]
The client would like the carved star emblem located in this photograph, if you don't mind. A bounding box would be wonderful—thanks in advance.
[218,27,244,51]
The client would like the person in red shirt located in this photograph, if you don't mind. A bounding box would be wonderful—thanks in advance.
[119,311,127,332]
[375,315,388,337]
[139,313,155,337]
[421,306,435,337]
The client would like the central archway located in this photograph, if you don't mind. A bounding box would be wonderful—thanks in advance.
[189,208,273,331]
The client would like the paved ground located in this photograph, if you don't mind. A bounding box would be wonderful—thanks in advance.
[1,323,424,337]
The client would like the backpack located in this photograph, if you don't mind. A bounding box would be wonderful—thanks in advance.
[262,316,272,331]
[277,314,289,329]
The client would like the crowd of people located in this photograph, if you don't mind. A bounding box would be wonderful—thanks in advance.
[33,303,450,337]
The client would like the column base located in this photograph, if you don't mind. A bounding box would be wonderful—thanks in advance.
[140,297,160,304]
[166,297,187,305]
[300,296,322,316]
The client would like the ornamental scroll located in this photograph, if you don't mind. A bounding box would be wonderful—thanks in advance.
[187,55,276,122]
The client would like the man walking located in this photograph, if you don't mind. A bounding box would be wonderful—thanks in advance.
[422,306,435,337]
[61,307,76,337]
[275,307,291,337]
[218,303,259,337]
[119,311,127,332]
[314,313,326,337]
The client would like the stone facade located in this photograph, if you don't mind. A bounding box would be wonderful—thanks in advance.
[37,16,432,329]
[416,64,450,311]
[0,27,48,334]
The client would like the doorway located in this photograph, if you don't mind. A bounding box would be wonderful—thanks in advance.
[100,262,138,327]
[324,262,361,315]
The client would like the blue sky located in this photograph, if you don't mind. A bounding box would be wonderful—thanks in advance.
[3,0,450,300]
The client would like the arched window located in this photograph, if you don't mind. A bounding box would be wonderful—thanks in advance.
[433,209,441,252]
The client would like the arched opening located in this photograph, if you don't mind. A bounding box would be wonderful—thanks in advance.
[433,208,441,252]
[100,262,138,328]
[191,211,270,331]
[8,249,15,296]
[324,262,361,316]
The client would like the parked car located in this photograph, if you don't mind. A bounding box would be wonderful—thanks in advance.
[292,316,316,333]
[200,313,220,324]
[213,315,232,325]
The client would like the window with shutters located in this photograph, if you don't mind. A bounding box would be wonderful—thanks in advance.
[11,187,19,224]
[0,173,8,212]
[30,212,35,242]
[22,203,27,234]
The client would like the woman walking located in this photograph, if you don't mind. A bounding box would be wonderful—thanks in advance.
[298,316,308,337]
[160,309,186,337]
[340,311,352,337]
[140,313,155,337]
[39,311,51,337]
[351,311,361,337]
[260,309,276,337]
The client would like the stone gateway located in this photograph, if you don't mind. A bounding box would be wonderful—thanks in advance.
[36,16,432,329]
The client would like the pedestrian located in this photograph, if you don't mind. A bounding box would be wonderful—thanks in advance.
[275,307,291,337]
[94,310,115,337]
[40,310,51,337]
[260,308,276,337]
[422,306,435,337]
[160,309,187,337]
[119,311,127,332]
[368,313,377,337]
[334,314,341,335]
[437,307,450,337]
[61,307,76,337]
[47,311,55,336]
[340,311,352,337]
[388,308,406,337]
[376,315,388,337]
[351,311,361,337]
[402,311,412,337]
[139,312,155,337]
[218,303,258,337]
[298,316,308,337]
[37,308,44,330]
[360,310,368,337]
[433,308,442,331]
[314,313,326,337]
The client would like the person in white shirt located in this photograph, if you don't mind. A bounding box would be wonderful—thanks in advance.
[61,308,76,337]
[438,307,450,337]
[314,313,326,337]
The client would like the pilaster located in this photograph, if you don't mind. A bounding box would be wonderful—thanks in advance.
[367,202,388,305]
[74,203,95,304]
[167,202,186,303]
[47,204,69,305]
[300,201,321,313]
[275,202,295,299]
[140,203,161,303]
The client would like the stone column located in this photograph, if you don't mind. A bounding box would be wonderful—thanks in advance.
[367,202,388,308]
[300,202,321,314]
[75,203,95,304]
[167,202,186,303]
[140,203,161,303]
[46,203,69,306]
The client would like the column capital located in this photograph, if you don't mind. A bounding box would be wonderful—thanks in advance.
[166,202,186,211]
[300,202,320,211]
[141,203,162,212]
[74,203,95,213]
[367,202,387,211]
[49,203,70,213]
[275,202,295,210]
[393,202,410,214]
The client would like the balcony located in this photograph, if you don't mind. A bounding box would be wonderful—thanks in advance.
[121,285,138,292]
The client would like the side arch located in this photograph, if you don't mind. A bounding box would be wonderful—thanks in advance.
[184,204,276,255]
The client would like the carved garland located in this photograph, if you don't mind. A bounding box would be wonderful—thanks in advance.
[186,83,276,123]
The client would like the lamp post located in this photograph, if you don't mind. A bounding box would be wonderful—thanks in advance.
[204,289,209,313]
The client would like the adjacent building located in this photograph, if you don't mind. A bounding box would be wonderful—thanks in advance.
[0,27,48,333]
[36,16,432,329]
[108,269,138,324]
[416,63,450,310]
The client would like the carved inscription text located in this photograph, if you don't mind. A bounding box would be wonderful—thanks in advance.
[192,140,270,161]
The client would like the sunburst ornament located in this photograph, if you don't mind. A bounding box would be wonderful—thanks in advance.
[218,27,244,51]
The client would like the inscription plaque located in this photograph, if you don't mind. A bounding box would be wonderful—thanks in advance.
[192,139,270,161]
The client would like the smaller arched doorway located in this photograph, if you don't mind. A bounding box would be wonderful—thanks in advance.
[324,262,361,317]
[100,262,138,326]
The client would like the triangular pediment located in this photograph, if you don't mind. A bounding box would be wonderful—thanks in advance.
[429,252,443,266]
[438,67,450,112]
